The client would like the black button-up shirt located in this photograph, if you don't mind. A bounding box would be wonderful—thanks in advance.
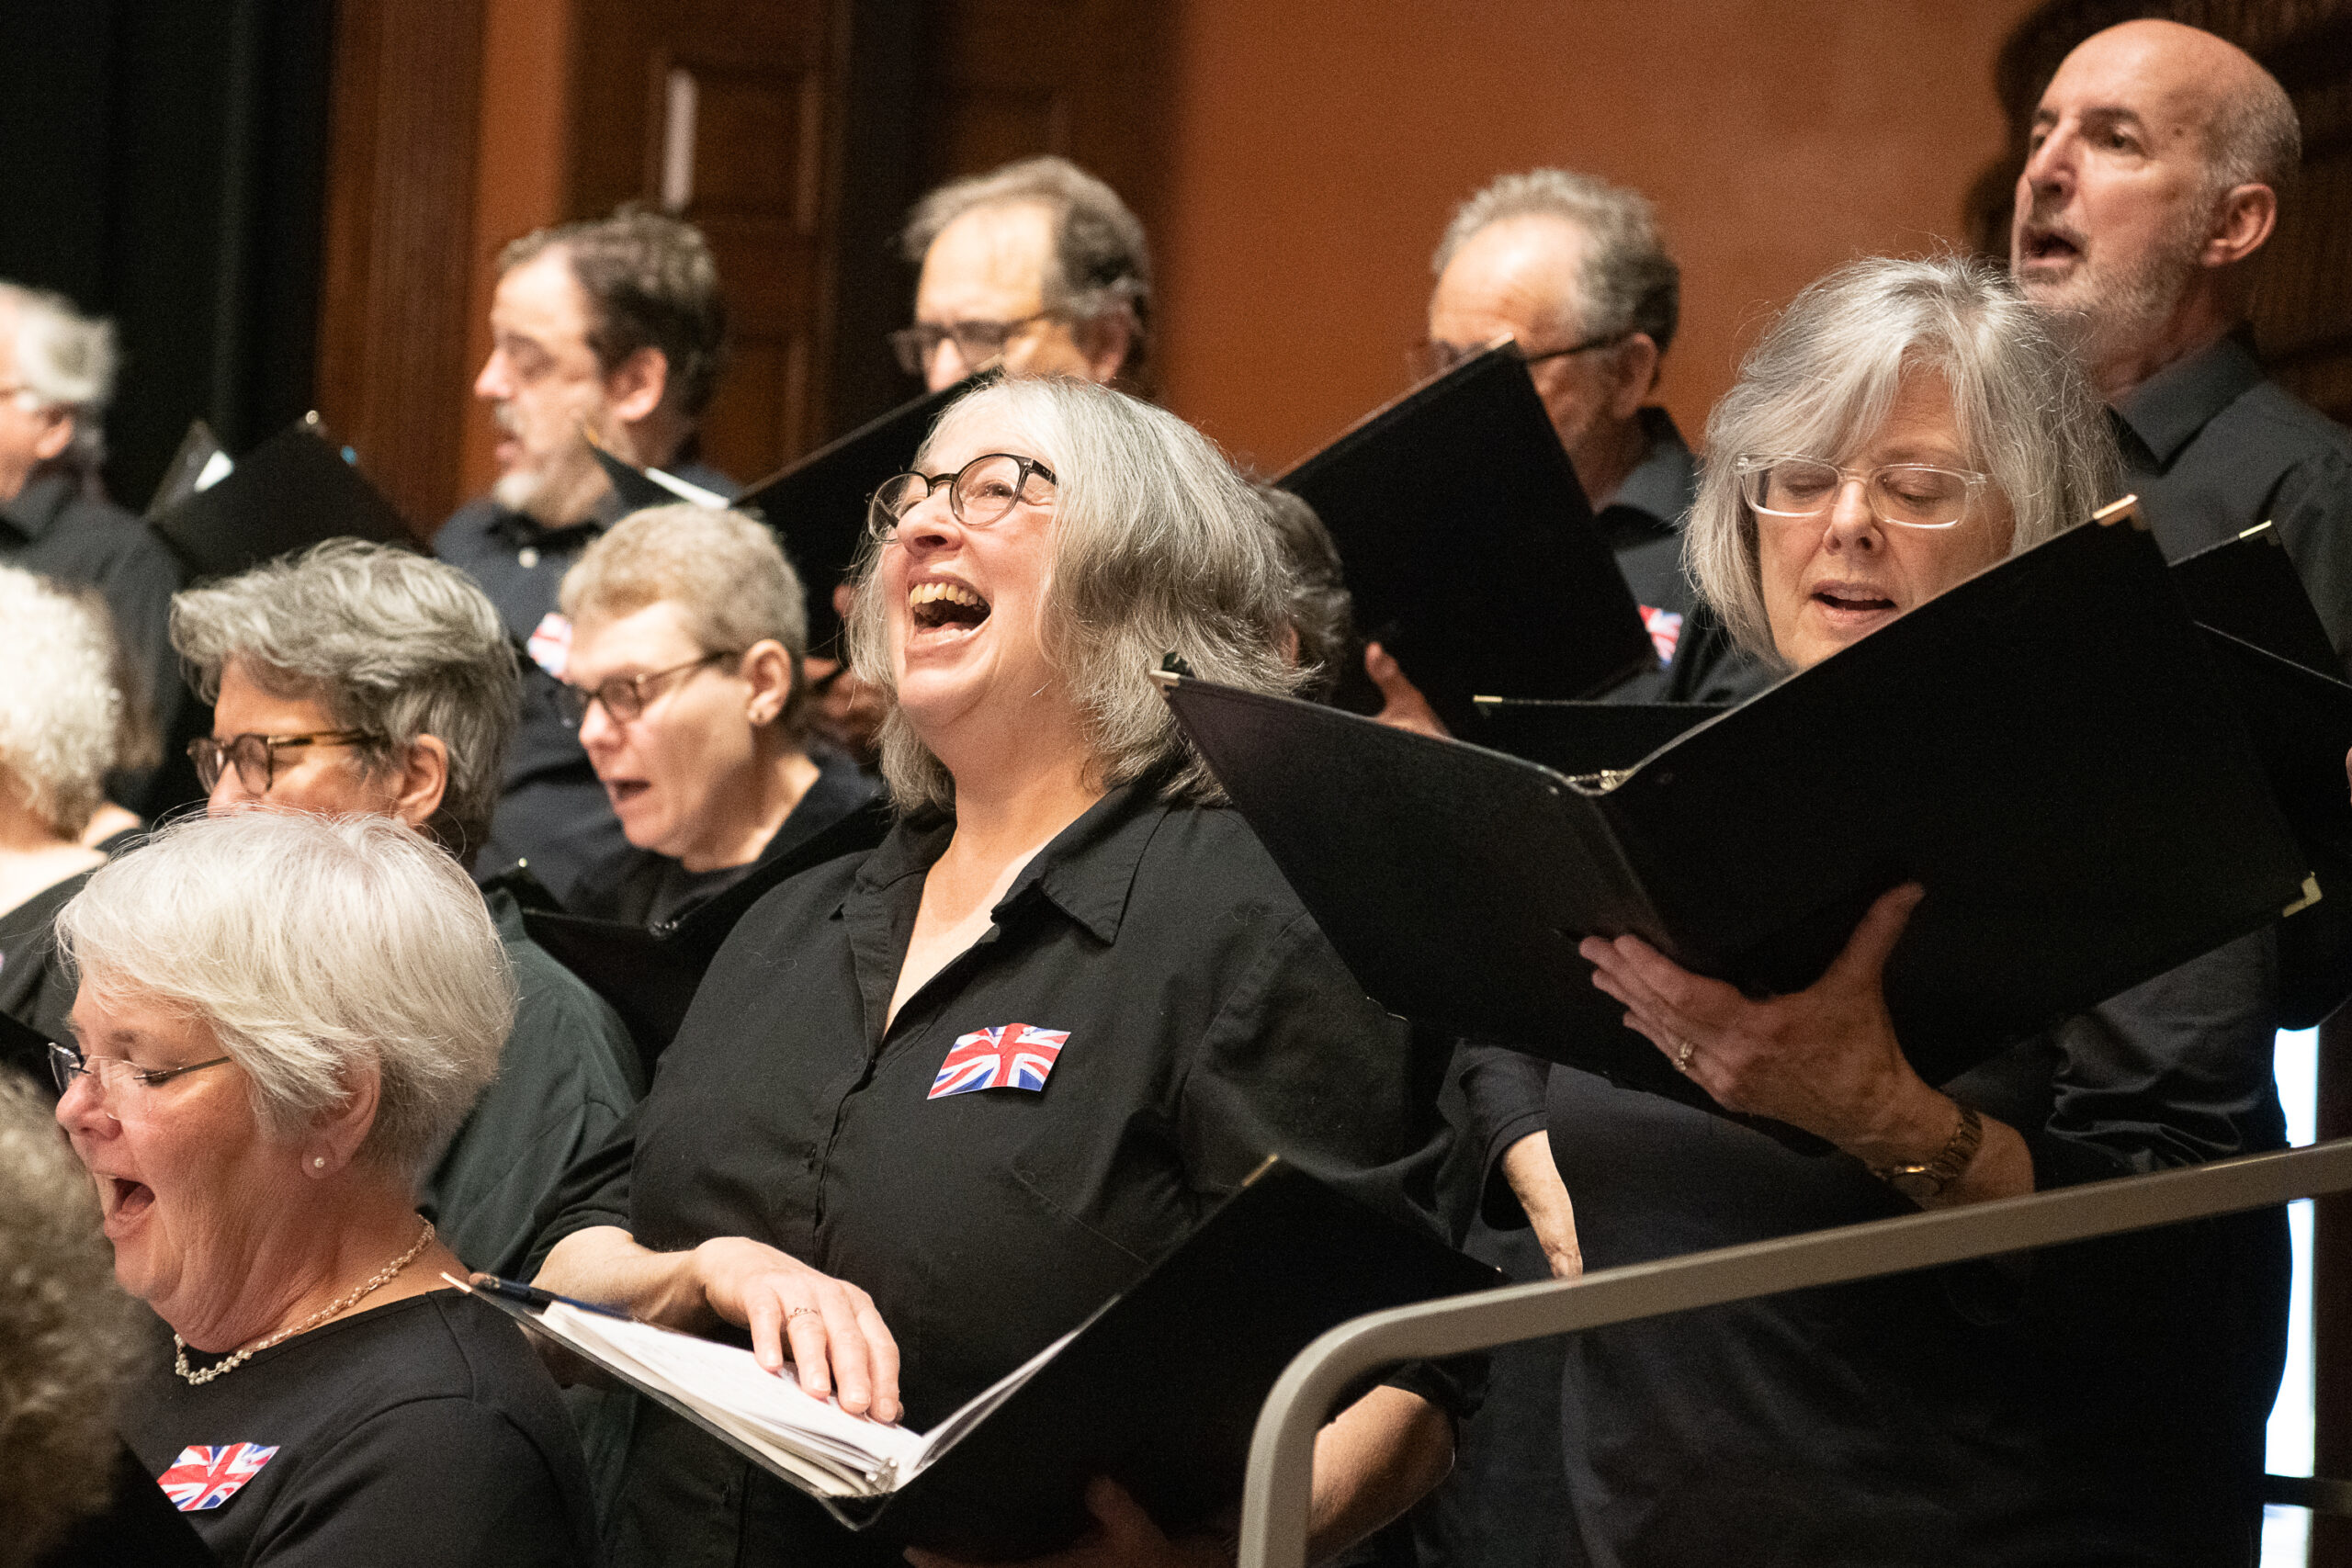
[563,780,1460,1567]
[435,459,737,893]
[0,468,195,813]
[2113,328,2352,670]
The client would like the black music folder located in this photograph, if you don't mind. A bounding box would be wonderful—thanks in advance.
[465,1156,1497,1560]
[142,418,228,517]
[1158,506,2312,1117]
[592,372,992,656]
[2172,521,2344,677]
[149,414,412,578]
[523,799,892,1069]
[1273,344,1654,728]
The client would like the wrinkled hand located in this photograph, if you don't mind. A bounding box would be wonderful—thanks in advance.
[691,1236,900,1422]
[1580,883,1945,1158]
[905,1477,1229,1568]
[1364,642,1449,739]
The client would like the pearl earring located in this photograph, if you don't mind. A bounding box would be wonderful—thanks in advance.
[312,1156,326,1169]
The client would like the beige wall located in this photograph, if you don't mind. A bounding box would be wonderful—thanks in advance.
[1151,0,2044,473]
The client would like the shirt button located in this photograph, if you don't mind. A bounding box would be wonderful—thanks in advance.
[517,546,540,569]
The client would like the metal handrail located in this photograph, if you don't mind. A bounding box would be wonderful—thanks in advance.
[1237,1135,2352,1568]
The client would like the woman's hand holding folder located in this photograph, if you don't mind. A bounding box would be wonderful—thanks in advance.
[1582,883,2034,1208]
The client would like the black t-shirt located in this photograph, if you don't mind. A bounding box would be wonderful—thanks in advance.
[548,780,1463,1568]
[561,747,879,925]
[0,867,95,1079]
[118,1290,597,1568]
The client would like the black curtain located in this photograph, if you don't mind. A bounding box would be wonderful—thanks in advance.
[0,0,334,508]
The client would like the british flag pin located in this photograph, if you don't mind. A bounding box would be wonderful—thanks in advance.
[928,1022,1070,1100]
[158,1442,279,1511]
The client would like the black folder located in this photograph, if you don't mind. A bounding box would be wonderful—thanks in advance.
[479,1156,1498,1559]
[1157,507,2312,1119]
[1272,344,1654,729]
[522,798,893,1071]
[2172,521,2343,678]
[148,414,413,578]
[591,372,993,658]
[142,418,227,517]
[1472,699,1724,774]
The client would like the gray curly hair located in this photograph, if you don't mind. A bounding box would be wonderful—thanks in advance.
[1433,169,1679,357]
[58,811,517,1183]
[846,377,1298,811]
[171,541,520,865]
[0,564,122,838]
[1686,254,2121,666]
[0,1071,148,1568]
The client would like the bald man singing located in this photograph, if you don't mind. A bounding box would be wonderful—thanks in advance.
[2015,17,2352,665]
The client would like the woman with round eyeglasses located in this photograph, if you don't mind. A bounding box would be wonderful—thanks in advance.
[536,376,1467,1568]
[1467,255,2294,1561]
[51,810,596,1567]
[556,505,878,926]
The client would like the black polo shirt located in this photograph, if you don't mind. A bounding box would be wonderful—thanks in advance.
[435,458,737,895]
[558,779,1461,1568]
[0,468,196,813]
[1596,406,1698,617]
[2113,329,2352,671]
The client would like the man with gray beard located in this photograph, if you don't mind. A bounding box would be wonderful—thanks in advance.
[436,207,735,894]
[2012,17,2352,667]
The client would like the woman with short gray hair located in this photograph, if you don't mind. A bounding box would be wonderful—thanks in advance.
[52,810,594,1567]
[1503,254,2290,1561]
[539,376,1465,1568]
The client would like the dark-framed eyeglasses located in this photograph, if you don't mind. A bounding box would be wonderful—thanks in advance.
[1733,455,1992,532]
[50,1040,235,1100]
[887,313,1052,378]
[867,453,1058,542]
[188,730,375,795]
[557,651,740,728]
[1408,330,1632,384]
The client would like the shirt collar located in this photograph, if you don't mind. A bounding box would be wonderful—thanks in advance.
[0,469,78,542]
[2111,328,2265,468]
[849,777,1171,945]
[1601,406,1695,531]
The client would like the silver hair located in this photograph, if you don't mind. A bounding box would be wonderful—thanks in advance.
[0,282,116,470]
[1687,254,2121,666]
[171,541,520,865]
[901,156,1154,378]
[0,564,121,838]
[560,503,813,735]
[845,377,1299,810]
[1432,168,1679,355]
[57,811,516,1183]
[2205,56,2301,196]
[0,1072,147,1568]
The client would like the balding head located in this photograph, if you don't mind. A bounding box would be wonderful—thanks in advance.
[2011,19,2298,397]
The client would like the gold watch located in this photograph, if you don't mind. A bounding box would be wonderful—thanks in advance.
[1870,1102,1984,1203]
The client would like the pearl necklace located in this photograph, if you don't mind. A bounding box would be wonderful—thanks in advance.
[174,1219,435,1386]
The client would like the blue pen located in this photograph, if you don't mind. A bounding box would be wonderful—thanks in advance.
[467,1273,632,1320]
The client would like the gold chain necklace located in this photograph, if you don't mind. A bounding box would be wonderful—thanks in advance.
[174,1218,435,1387]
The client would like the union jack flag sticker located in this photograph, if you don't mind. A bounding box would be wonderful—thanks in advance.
[928,1022,1069,1100]
[158,1442,278,1511]
[526,611,572,679]
[1637,604,1684,664]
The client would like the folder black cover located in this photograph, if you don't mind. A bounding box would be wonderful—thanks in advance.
[475,1157,1498,1559]
[1472,700,1725,774]
[1272,344,1654,729]
[142,418,226,517]
[523,799,893,1069]
[149,415,412,578]
[591,372,993,657]
[2172,521,2343,677]
[1157,507,2312,1116]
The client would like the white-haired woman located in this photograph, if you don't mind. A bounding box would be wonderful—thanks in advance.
[0,565,122,1066]
[1477,256,2288,1562]
[557,504,877,925]
[52,811,596,1567]
[537,377,1464,1568]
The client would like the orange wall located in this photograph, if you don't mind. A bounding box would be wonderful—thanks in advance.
[1153,0,2041,474]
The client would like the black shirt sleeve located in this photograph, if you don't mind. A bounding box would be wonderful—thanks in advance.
[525,1101,639,1279]
[1453,1044,1551,1230]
